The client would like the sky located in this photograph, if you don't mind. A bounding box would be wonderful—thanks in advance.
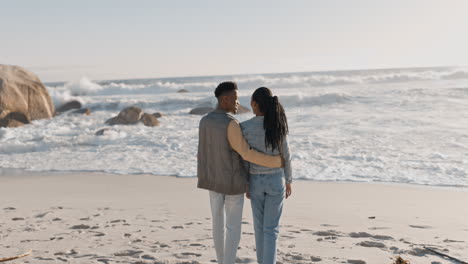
[1,0,468,82]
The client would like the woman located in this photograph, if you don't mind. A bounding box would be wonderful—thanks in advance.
[241,87,292,264]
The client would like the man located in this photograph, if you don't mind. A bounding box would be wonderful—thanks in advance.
[197,81,283,264]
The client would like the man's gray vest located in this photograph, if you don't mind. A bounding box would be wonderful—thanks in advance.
[197,109,248,195]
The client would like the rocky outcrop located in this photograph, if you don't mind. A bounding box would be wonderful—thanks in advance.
[0,112,30,128]
[0,64,55,122]
[152,112,163,118]
[105,106,160,127]
[189,107,214,115]
[56,100,82,114]
[140,113,160,127]
[118,106,143,124]
[95,128,110,136]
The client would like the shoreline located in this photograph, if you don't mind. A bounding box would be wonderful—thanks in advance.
[1,171,467,263]
[2,167,468,192]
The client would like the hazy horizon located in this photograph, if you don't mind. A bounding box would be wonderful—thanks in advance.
[2,0,468,82]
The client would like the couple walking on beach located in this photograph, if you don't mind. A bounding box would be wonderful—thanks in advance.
[197,81,292,264]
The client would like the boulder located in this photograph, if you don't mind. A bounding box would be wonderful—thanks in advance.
[140,113,160,127]
[189,107,214,115]
[4,112,29,124]
[71,108,91,115]
[105,116,126,125]
[95,128,110,136]
[0,64,55,121]
[105,106,144,125]
[0,112,29,128]
[117,106,143,124]
[0,118,25,128]
[152,112,163,118]
[56,100,82,114]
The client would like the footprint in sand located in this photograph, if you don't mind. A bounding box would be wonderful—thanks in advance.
[406,247,433,257]
[368,227,389,230]
[282,253,312,262]
[153,242,170,248]
[409,225,432,229]
[313,230,342,237]
[189,243,204,247]
[70,224,92,230]
[34,257,55,261]
[11,217,25,221]
[151,219,167,223]
[347,260,366,264]
[235,257,256,263]
[172,225,184,229]
[110,219,126,223]
[3,207,16,211]
[348,232,394,241]
[35,212,50,218]
[56,257,68,262]
[97,258,112,264]
[174,252,202,259]
[443,239,464,243]
[358,241,386,248]
[114,249,144,257]
[321,224,338,227]
[141,254,156,260]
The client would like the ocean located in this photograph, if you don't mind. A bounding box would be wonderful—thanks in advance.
[1,67,468,187]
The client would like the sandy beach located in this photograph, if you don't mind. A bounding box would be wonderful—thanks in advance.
[0,171,467,264]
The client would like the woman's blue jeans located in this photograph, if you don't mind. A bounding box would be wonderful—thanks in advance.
[249,171,285,264]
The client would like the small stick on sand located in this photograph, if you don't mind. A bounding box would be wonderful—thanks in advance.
[424,247,468,264]
[0,249,32,262]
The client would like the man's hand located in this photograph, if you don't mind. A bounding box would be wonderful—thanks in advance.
[285,183,292,199]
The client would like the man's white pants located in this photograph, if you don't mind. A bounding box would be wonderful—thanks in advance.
[209,191,244,264]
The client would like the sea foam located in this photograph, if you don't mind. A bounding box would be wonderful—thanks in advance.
[2,67,468,187]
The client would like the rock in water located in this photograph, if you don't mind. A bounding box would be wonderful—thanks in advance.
[117,106,143,124]
[189,107,214,115]
[105,106,144,125]
[140,113,160,127]
[152,112,163,118]
[95,128,110,136]
[56,100,82,113]
[0,112,30,128]
[0,65,55,121]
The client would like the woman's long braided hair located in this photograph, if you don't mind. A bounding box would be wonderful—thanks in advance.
[251,87,288,152]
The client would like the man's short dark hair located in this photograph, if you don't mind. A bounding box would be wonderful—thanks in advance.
[215,81,238,98]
